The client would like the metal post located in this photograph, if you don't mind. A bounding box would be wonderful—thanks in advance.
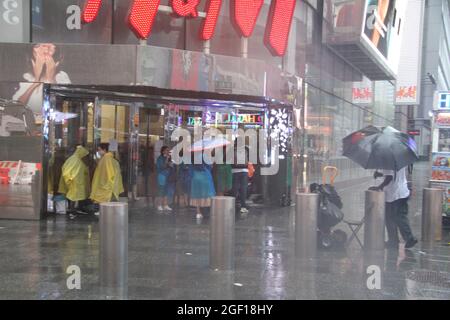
[422,188,443,242]
[31,171,41,218]
[203,39,211,55]
[295,193,319,258]
[210,196,235,270]
[364,190,385,250]
[100,203,128,289]
[241,37,248,58]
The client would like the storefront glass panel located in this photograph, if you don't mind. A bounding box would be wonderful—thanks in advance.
[0,81,43,219]
[96,101,132,197]
[136,106,164,200]
[44,89,291,214]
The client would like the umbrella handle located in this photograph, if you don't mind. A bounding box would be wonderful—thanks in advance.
[322,166,338,186]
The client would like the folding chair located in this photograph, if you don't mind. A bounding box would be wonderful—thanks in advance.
[344,217,365,249]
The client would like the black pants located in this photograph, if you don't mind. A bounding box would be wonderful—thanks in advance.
[232,172,248,209]
[385,197,415,244]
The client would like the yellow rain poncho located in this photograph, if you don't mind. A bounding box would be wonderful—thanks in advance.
[58,146,90,201]
[90,152,124,203]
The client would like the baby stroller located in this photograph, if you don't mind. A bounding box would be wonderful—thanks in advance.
[310,166,347,249]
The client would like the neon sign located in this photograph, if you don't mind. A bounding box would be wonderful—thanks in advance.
[187,117,203,126]
[187,113,263,126]
[82,0,296,56]
[220,113,263,124]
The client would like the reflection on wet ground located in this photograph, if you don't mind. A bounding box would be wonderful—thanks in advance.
[0,207,448,300]
[0,162,448,300]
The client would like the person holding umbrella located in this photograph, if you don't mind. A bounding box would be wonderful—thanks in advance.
[343,126,419,249]
[156,145,174,212]
[189,152,216,220]
[371,168,418,249]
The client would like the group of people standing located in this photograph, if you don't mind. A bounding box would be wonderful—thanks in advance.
[57,142,252,220]
[58,143,124,216]
[155,144,252,219]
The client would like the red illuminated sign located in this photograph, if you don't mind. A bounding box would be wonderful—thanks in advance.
[128,0,161,39]
[82,0,102,23]
[171,0,200,17]
[82,0,296,56]
[264,0,296,56]
[231,0,263,38]
[200,0,222,40]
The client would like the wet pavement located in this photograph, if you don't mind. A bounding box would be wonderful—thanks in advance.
[0,162,449,300]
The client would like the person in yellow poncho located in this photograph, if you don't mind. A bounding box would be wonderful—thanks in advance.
[90,143,124,207]
[58,146,90,207]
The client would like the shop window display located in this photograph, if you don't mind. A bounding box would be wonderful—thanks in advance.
[0,82,44,219]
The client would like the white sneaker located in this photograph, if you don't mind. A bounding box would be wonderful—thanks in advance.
[94,212,99,216]
[157,206,164,211]
[240,207,249,213]
[196,213,203,219]
[164,206,172,211]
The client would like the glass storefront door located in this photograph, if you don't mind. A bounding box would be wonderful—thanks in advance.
[46,89,292,214]
[95,100,133,199]
[48,96,135,210]
[48,96,96,198]
[135,104,165,202]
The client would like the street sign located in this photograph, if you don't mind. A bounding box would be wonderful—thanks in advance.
[408,130,420,136]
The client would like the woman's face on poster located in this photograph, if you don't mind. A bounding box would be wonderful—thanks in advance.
[33,43,56,57]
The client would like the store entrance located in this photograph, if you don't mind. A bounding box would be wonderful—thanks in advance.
[47,94,166,212]
[46,86,293,215]
[47,96,96,198]
[135,104,165,202]
[96,100,132,197]
[48,96,136,211]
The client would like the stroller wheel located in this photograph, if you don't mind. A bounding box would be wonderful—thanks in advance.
[332,229,348,246]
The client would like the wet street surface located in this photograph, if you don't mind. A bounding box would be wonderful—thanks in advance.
[0,162,449,300]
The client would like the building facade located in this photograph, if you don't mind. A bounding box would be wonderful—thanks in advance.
[0,0,407,219]
[414,0,450,159]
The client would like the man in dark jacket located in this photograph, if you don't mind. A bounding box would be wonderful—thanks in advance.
[232,143,249,213]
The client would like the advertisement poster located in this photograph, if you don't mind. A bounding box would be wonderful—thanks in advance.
[438,128,450,152]
[0,43,137,86]
[429,181,450,217]
[431,152,450,181]
[362,0,407,73]
[352,76,373,105]
[322,0,366,43]
[363,0,397,60]
[435,112,450,127]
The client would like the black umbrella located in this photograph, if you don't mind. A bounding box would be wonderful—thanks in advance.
[342,126,419,171]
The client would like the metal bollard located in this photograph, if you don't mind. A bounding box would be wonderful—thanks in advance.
[210,196,235,270]
[422,188,443,242]
[100,202,128,289]
[31,171,41,218]
[364,190,385,250]
[295,193,319,259]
